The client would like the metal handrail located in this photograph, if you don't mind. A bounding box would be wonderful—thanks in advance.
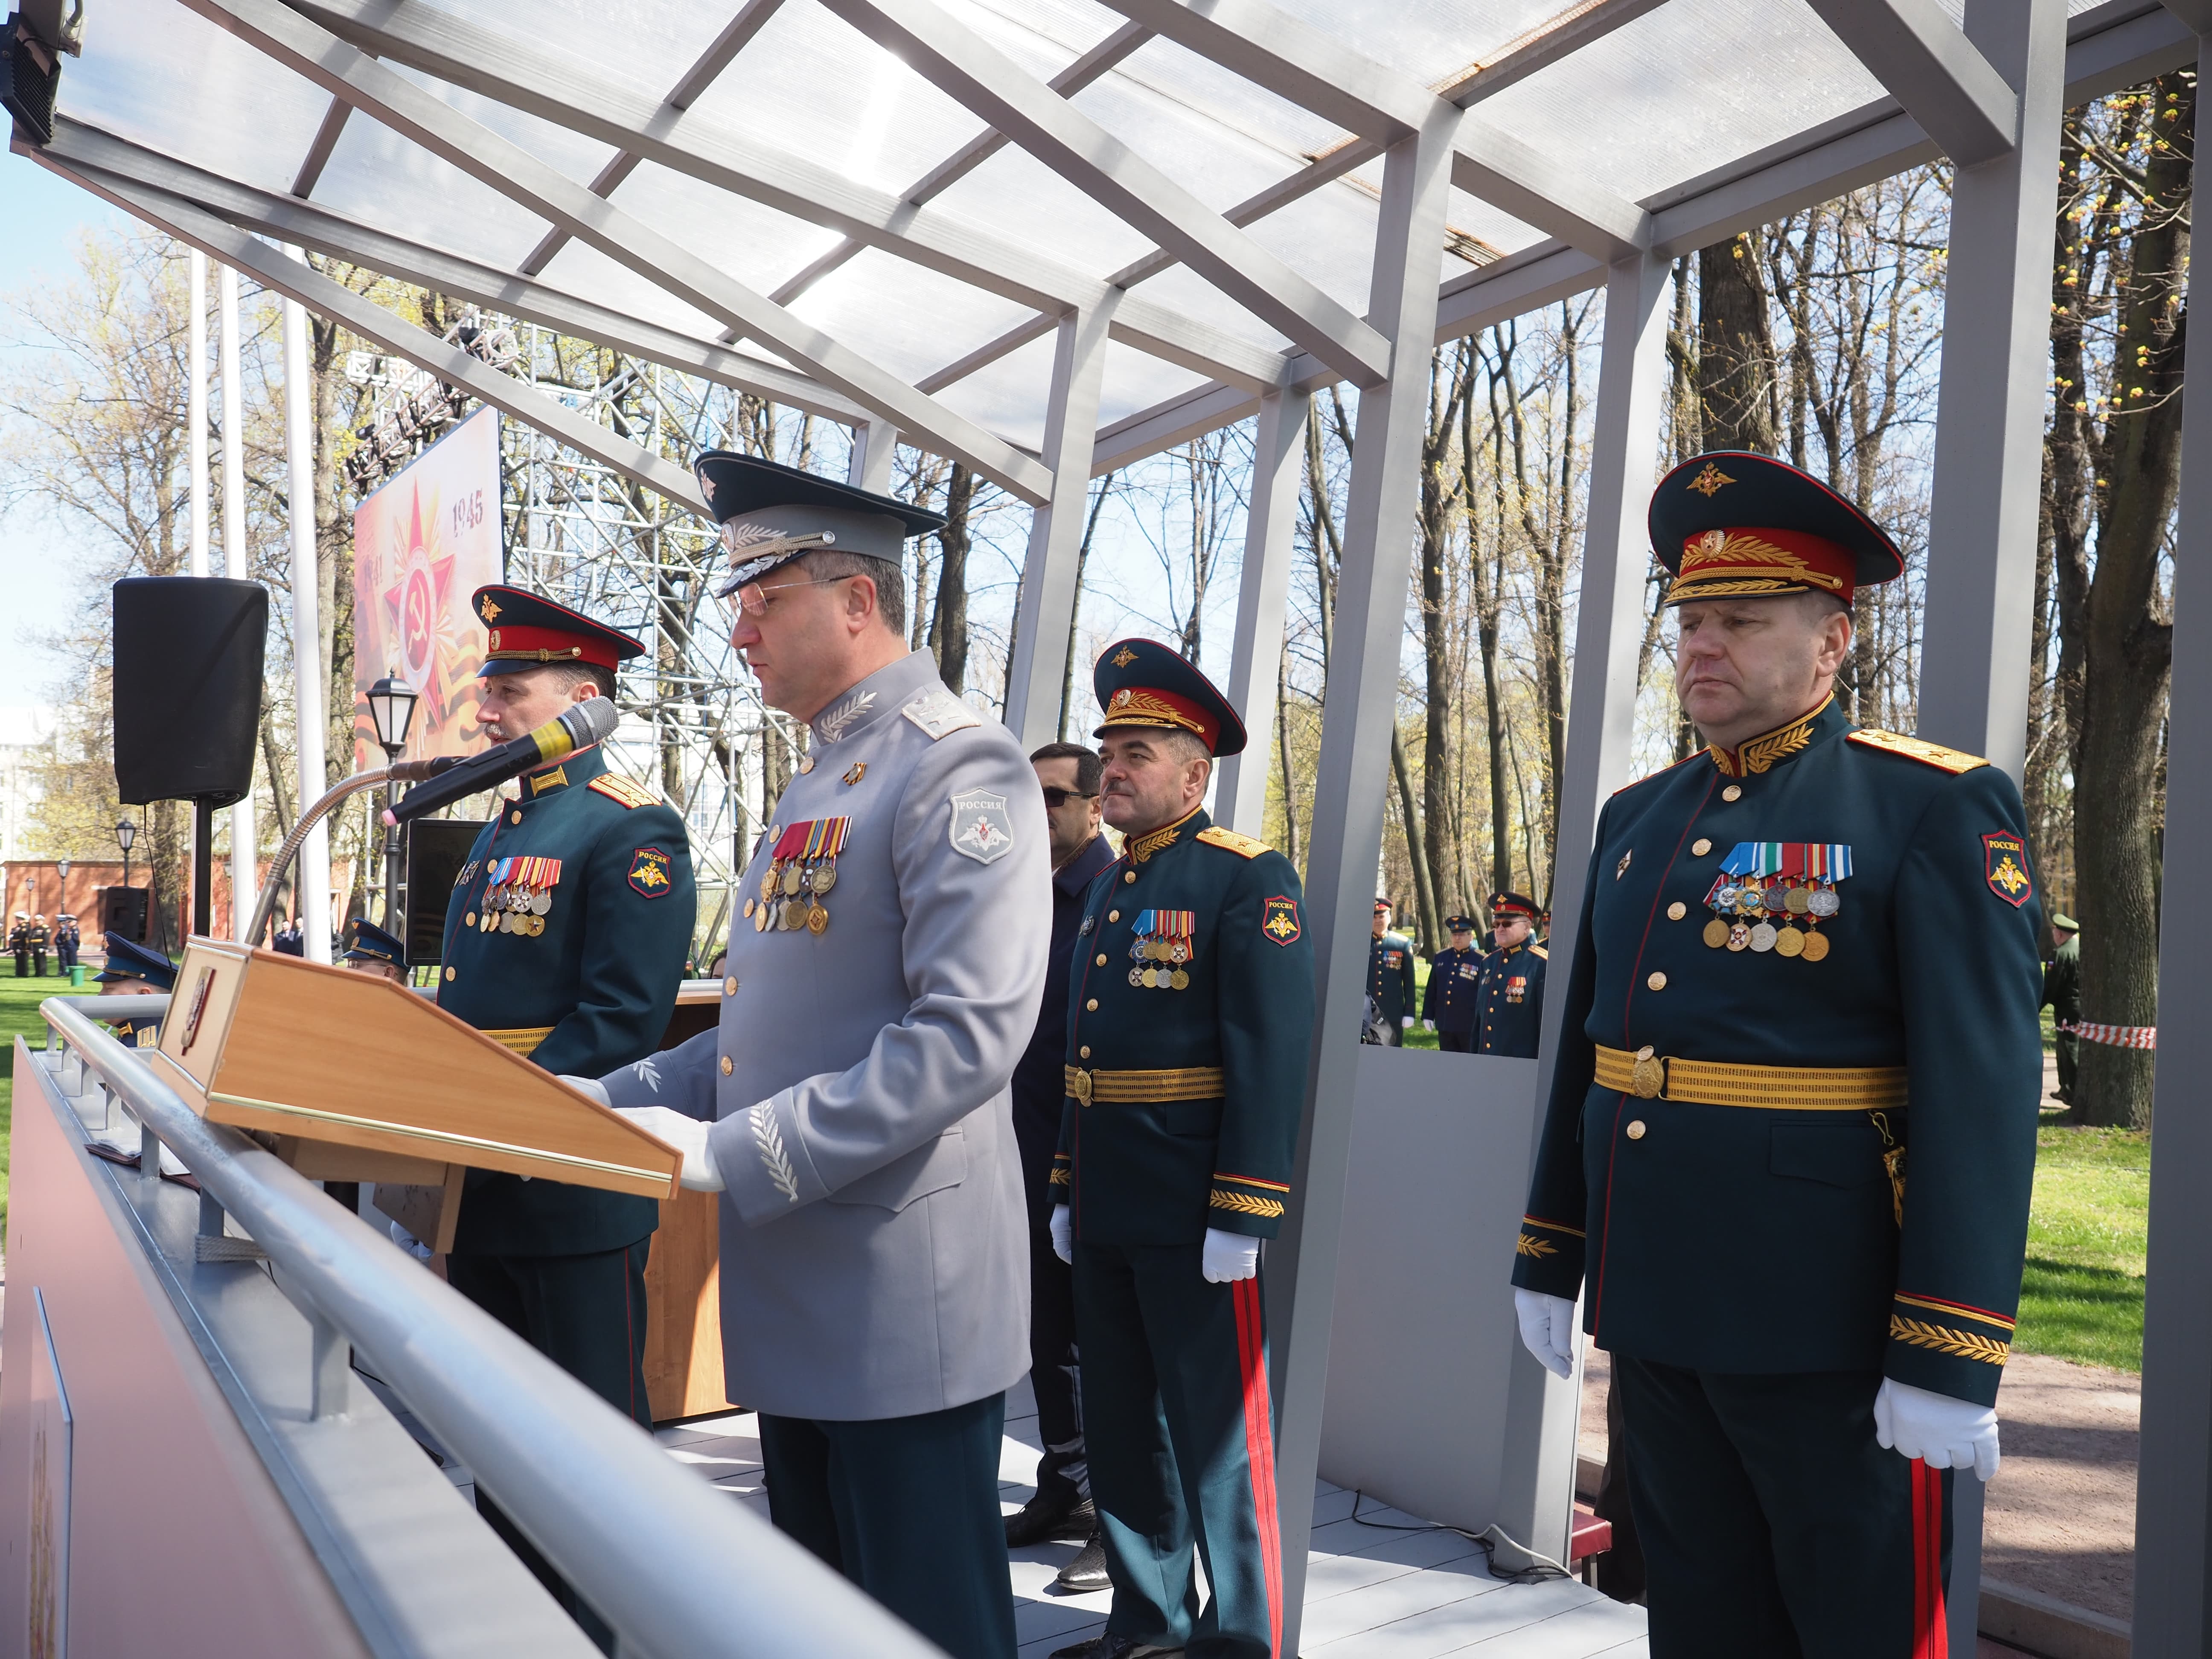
[38,996,945,1659]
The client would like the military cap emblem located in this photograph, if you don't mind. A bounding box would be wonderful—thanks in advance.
[1112,646,1138,667]
[479,594,502,622]
[1686,462,1737,497]
[629,846,674,896]
[1982,833,2033,907]
[1262,896,1302,947]
[948,788,1016,865]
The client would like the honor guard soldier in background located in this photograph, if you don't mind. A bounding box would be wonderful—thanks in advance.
[1368,898,1417,1043]
[595,453,1048,1659]
[1511,453,2044,1656]
[55,914,80,975]
[96,934,176,1046]
[1474,893,1547,1059]
[26,914,50,977]
[2040,912,2080,1103]
[1004,740,1119,1590]
[8,914,26,976]
[1421,915,1483,1051]
[1046,639,1316,1659]
[437,585,696,1651]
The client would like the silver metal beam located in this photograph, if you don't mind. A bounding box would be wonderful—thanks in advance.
[2163,0,2212,32]
[1213,380,1307,834]
[816,0,1391,388]
[1003,301,1118,749]
[24,146,713,520]
[1452,117,1651,259]
[1496,248,1673,1566]
[41,116,874,428]
[847,419,899,494]
[195,0,1054,502]
[291,92,351,196]
[1265,101,1461,1656]
[2136,37,2212,1653]
[1916,0,2069,780]
[285,0,1286,394]
[1805,0,2023,165]
[518,0,786,276]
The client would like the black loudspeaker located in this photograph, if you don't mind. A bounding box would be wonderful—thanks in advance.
[404,818,487,966]
[99,885,148,945]
[113,577,268,808]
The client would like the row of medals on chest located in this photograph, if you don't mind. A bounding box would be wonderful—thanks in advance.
[1129,910,1193,990]
[747,853,835,935]
[479,871,554,935]
[1702,876,1838,960]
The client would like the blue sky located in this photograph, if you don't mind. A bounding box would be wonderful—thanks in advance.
[1,152,127,699]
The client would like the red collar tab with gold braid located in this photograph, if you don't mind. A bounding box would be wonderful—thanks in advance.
[1707,694,1834,779]
[1099,685,1219,751]
[1129,806,1203,863]
[1668,526,1857,605]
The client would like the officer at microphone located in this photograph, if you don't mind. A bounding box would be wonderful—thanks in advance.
[434,585,696,1651]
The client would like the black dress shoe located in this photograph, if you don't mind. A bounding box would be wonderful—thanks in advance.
[1007,1494,1094,1548]
[1055,1528,1111,1593]
[1046,1636,1182,1659]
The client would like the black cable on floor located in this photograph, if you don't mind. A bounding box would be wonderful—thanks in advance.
[1347,1490,1569,1586]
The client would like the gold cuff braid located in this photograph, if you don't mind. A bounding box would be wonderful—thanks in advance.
[483,1025,555,1057]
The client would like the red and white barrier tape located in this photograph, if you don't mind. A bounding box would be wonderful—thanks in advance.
[2059,1020,2157,1050]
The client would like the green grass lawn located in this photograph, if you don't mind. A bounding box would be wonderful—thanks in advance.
[0,970,107,1237]
[2013,1113,2149,1371]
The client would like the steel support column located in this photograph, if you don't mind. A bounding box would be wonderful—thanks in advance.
[846,419,898,495]
[1213,381,1307,834]
[1916,0,2067,774]
[284,249,332,963]
[2133,31,2212,1655]
[1003,302,1115,750]
[1494,248,1672,1564]
[187,247,209,580]
[219,260,256,943]
[1263,105,1457,1655]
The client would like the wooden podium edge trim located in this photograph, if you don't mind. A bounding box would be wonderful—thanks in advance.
[203,1089,677,1186]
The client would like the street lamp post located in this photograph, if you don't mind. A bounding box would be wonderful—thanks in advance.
[365,674,420,934]
[115,818,136,891]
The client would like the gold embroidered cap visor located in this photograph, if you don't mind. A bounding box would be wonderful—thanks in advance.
[1091,636,1248,757]
[1650,450,1906,607]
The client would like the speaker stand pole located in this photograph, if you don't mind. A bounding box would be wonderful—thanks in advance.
[192,798,215,939]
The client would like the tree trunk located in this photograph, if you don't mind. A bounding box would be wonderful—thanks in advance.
[1697,231,1776,453]
[928,463,972,694]
[1390,725,1437,946]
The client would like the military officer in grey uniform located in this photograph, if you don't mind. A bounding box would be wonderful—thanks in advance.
[592,452,1049,1659]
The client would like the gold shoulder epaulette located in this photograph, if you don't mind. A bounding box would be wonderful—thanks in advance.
[1847,729,1989,774]
[1196,826,1272,859]
[588,773,660,809]
[1529,944,1548,959]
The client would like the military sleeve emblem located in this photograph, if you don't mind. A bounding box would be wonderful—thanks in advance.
[949,788,1015,864]
[629,846,674,897]
[1983,832,2034,908]
[1262,896,1301,946]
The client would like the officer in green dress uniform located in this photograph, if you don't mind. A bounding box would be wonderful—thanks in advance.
[96,934,176,1046]
[1474,892,1547,1059]
[1368,899,1417,1043]
[1046,639,1316,1659]
[2039,914,2080,1103]
[1421,915,1483,1051]
[1510,453,2044,1657]
[436,585,696,1650]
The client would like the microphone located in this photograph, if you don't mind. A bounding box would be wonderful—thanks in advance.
[385,697,620,824]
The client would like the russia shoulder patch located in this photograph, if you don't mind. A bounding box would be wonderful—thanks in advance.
[1983,832,2033,907]
[1847,729,1989,774]
[1197,825,1270,859]
[949,788,1015,864]
[1261,896,1302,946]
[590,773,659,809]
[903,688,983,742]
[629,846,674,896]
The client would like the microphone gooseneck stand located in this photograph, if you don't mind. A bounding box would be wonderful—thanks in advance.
[243,758,458,949]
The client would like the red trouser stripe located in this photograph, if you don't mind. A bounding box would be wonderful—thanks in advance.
[1911,1458,1947,1659]
[1231,1277,1284,1659]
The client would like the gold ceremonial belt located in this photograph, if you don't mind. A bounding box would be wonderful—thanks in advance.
[1065,1065,1226,1106]
[483,1025,556,1057]
[1593,1044,1906,1112]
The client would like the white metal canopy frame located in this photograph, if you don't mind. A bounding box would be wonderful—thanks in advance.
[10,0,2212,1653]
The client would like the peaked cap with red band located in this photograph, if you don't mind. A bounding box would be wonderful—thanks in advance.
[473,585,646,678]
[1650,451,1906,607]
[1490,891,1542,921]
[1093,637,1247,758]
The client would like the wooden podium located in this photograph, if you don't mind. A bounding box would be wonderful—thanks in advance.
[148,939,683,1253]
[641,983,733,1422]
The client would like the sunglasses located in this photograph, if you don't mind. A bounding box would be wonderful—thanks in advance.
[727,574,855,617]
[1042,787,1098,809]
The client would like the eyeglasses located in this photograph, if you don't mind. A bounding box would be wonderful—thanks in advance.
[1041,787,1098,809]
[728,575,855,617]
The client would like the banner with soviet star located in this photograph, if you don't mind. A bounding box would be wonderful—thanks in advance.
[351,407,503,769]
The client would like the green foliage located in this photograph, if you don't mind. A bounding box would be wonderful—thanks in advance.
[2013,1116,2149,1371]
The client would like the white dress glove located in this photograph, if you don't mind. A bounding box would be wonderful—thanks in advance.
[1874,1378,2000,1481]
[1202,1227,1260,1283]
[558,1073,611,1108]
[615,1104,726,1193]
[1400,1015,1415,1030]
[1514,1288,1577,1378]
[1422,1019,1435,1031]
[1050,1204,1072,1264]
